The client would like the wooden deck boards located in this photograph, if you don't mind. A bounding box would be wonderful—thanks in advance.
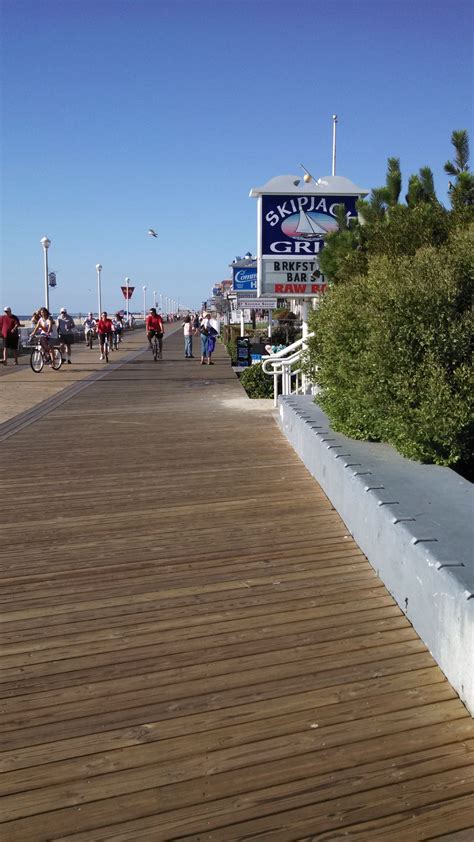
[1,331,473,841]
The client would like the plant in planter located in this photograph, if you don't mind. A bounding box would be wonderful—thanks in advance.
[239,363,274,399]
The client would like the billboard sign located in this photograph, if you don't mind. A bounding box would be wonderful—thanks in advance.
[232,265,257,292]
[261,194,358,257]
[261,259,327,297]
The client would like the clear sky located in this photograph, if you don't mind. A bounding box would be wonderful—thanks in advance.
[1,0,472,314]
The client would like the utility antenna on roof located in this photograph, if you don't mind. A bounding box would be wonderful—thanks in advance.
[332,115,338,176]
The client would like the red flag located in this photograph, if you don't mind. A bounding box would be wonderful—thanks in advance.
[121,285,135,299]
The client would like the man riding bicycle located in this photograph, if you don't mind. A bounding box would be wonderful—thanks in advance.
[145,308,164,357]
[97,312,113,360]
[83,312,97,347]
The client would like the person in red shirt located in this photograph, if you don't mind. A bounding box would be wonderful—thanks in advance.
[145,308,164,358]
[97,311,113,360]
[1,306,22,365]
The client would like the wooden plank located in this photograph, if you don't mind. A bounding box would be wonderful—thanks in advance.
[0,330,472,841]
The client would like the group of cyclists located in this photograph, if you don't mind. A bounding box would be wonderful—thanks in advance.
[83,312,124,358]
[28,307,126,365]
[8,304,211,368]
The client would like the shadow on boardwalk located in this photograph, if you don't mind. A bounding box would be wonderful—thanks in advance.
[0,330,473,841]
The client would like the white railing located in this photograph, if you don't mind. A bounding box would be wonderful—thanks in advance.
[262,332,318,406]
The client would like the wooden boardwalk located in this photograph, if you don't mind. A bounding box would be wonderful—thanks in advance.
[1,329,473,841]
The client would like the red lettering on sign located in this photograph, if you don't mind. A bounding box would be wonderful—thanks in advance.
[275,284,284,293]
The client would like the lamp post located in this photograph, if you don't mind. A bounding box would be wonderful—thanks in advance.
[159,293,163,314]
[40,237,51,310]
[143,286,147,320]
[153,289,157,308]
[96,264,103,316]
[124,278,130,323]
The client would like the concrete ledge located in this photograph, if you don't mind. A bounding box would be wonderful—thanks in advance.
[278,395,474,714]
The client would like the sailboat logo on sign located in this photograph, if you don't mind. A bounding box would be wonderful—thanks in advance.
[261,194,358,255]
[283,210,335,240]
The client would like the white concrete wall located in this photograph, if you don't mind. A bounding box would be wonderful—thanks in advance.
[279,396,474,715]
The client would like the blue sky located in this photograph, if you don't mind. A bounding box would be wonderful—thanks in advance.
[1,0,472,314]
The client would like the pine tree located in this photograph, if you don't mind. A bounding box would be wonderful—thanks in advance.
[444,130,474,208]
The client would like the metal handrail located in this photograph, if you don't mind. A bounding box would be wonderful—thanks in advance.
[261,332,316,406]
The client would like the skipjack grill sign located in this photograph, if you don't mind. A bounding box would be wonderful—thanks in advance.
[261,194,358,256]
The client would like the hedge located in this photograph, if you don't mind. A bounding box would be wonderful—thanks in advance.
[239,363,274,399]
[305,226,473,466]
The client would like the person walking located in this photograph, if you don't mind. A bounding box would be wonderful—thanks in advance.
[57,307,75,364]
[199,312,213,365]
[183,315,194,358]
[1,307,22,365]
[207,316,218,365]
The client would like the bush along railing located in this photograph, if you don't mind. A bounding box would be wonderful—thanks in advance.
[239,363,274,399]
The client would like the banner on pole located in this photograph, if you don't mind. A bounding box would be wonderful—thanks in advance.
[121,286,135,299]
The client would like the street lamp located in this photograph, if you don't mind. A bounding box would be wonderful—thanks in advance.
[143,285,147,320]
[125,278,131,323]
[159,293,163,314]
[153,289,157,308]
[40,237,51,309]
[96,264,103,316]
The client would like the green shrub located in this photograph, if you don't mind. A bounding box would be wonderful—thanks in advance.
[305,226,473,466]
[239,363,274,399]
[226,339,237,364]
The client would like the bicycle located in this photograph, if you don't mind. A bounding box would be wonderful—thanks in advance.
[29,339,62,373]
[150,332,163,361]
[103,333,110,363]
[86,329,96,349]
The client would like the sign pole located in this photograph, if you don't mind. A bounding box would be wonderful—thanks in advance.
[125,278,130,323]
[268,308,272,338]
[257,196,263,298]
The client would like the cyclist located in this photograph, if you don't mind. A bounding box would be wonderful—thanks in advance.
[145,307,164,358]
[83,312,97,348]
[112,313,123,348]
[97,311,113,360]
[30,307,56,366]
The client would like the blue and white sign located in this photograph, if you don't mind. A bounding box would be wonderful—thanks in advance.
[232,266,257,292]
[261,194,358,257]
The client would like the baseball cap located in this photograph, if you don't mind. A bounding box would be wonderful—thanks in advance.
[3,306,11,312]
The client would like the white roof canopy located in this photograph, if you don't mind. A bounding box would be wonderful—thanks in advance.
[250,174,369,197]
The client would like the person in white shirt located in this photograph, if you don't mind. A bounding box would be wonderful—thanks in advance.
[57,308,75,364]
[183,315,194,358]
[83,313,97,349]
